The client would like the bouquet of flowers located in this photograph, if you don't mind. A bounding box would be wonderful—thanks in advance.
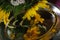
[0,0,57,40]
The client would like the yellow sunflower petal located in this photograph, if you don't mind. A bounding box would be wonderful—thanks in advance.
[0,9,5,23]
[4,12,10,25]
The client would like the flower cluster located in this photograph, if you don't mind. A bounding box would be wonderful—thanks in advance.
[0,8,10,25]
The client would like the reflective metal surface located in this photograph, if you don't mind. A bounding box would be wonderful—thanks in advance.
[49,2,60,40]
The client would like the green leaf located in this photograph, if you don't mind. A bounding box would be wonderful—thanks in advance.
[13,4,25,17]
[0,0,4,5]
[0,0,13,12]
[25,0,40,9]
[5,5,13,12]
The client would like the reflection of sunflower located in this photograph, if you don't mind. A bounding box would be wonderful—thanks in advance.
[24,26,40,40]
[0,8,10,25]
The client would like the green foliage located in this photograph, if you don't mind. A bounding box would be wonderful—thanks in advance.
[0,0,13,12]
[0,0,40,17]
[13,4,25,17]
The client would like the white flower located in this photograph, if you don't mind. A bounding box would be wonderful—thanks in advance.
[10,0,25,6]
[10,0,19,6]
[18,0,25,4]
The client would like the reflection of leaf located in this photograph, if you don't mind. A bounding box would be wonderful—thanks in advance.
[16,33,23,38]
[8,26,15,28]
[38,25,47,30]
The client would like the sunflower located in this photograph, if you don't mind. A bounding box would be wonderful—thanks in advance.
[22,0,49,23]
[0,8,10,25]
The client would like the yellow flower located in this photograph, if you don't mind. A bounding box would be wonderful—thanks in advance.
[22,7,36,20]
[0,9,5,22]
[34,13,44,23]
[4,12,10,25]
[0,8,10,25]
[22,0,50,24]
[24,26,40,40]
[34,0,49,10]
